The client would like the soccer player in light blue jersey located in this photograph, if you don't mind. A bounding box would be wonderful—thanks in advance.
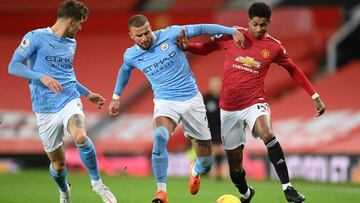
[8,1,117,203]
[108,14,245,203]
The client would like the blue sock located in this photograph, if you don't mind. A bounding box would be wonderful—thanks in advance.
[195,155,213,175]
[152,127,169,183]
[76,137,100,181]
[49,164,68,192]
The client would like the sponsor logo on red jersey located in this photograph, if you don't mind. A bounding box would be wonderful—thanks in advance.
[235,56,261,68]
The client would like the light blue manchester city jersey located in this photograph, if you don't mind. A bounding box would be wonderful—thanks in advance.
[115,25,236,101]
[13,28,80,113]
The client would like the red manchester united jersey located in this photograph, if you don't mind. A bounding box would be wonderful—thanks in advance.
[187,28,316,111]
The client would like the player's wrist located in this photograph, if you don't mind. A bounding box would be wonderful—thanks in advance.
[311,93,320,100]
[112,93,120,100]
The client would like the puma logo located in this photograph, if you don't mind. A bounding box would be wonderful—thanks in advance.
[152,152,161,156]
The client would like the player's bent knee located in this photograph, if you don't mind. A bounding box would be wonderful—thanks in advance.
[51,162,66,172]
[229,164,244,173]
[261,132,275,143]
[73,133,87,145]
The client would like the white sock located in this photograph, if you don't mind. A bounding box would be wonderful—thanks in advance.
[241,187,251,199]
[157,182,167,192]
[91,179,102,187]
[282,182,292,191]
[191,166,199,177]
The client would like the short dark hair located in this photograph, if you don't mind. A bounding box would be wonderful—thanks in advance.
[248,2,272,20]
[128,14,149,28]
[57,0,89,21]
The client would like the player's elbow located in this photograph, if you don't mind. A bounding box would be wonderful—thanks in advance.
[8,61,17,76]
[8,61,24,78]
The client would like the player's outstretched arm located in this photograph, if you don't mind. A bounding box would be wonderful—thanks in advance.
[184,24,245,48]
[176,29,221,55]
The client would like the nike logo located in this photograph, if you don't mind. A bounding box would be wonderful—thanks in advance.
[49,43,55,48]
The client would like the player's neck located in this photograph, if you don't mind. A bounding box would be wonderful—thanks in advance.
[50,20,69,38]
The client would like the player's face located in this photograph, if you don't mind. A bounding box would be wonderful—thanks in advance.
[248,17,270,39]
[129,22,154,50]
[66,19,85,38]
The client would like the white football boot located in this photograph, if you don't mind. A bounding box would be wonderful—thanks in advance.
[92,181,117,203]
[60,183,71,203]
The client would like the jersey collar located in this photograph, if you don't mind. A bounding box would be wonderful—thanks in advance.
[46,27,75,42]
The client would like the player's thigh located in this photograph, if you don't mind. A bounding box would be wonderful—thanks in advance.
[246,103,272,139]
[36,112,65,153]
[153,99,182,134]
[62,99,86,142]
[221,109,246,150]
[182,93,211,141]
[63,99,85,131]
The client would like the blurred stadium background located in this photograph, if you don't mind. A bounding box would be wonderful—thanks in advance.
[1,0,360,202]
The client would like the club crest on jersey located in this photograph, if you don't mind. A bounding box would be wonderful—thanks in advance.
[19,38,30,51]
[160,42,168,51]
[235,56,261,68]
[261,49,270,58]
[69,46,75,54]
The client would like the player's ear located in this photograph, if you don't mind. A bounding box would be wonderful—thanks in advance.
[128,31,134,40]
[66,18,74,28]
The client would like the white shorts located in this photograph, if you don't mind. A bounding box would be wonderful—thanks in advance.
[153,92,211,140]
[35,98,84,153]
[221,103,270,150]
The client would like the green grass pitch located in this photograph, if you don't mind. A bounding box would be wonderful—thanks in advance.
[0,169,359,202]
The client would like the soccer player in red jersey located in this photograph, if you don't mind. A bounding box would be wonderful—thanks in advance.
[177,2,325,203]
